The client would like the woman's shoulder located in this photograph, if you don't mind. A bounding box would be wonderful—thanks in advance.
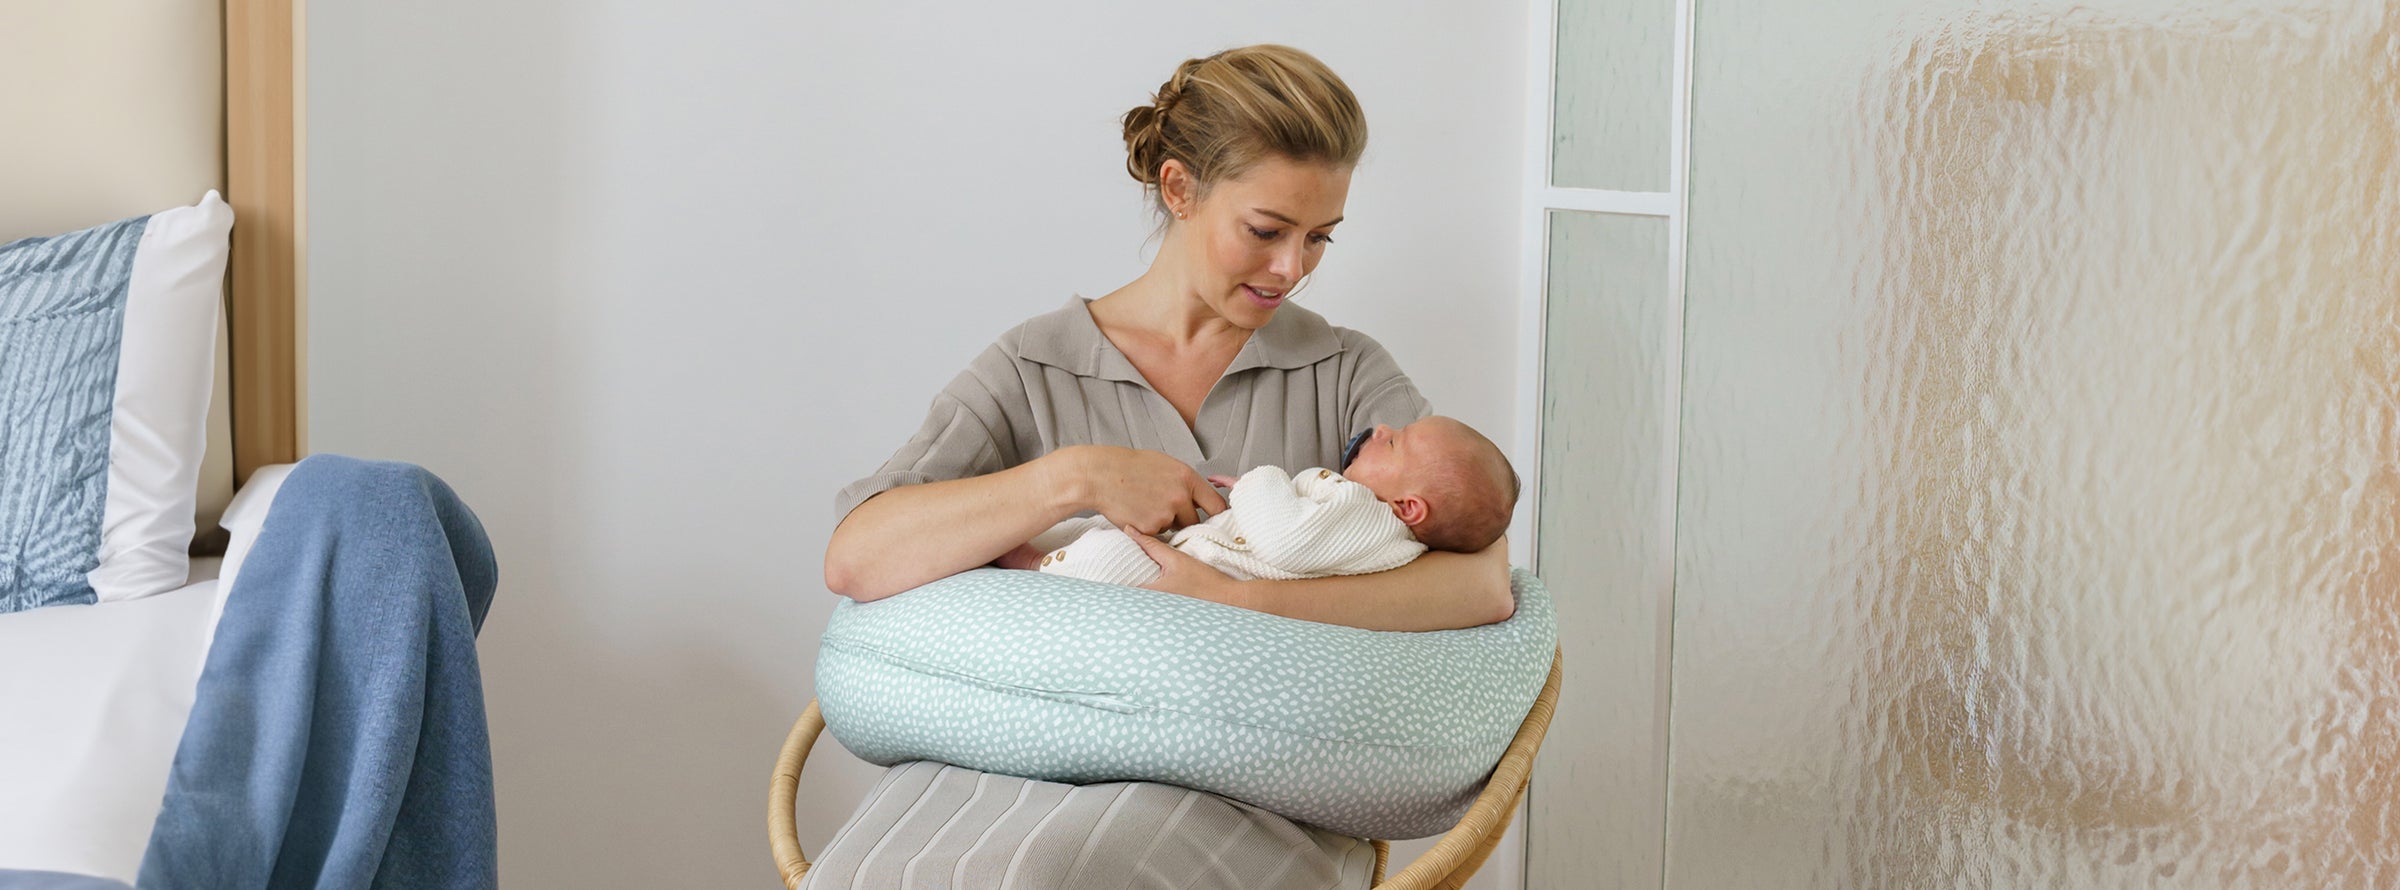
[983,296,1101,368]
[1265,301,1404,366]
[1272,303,1430,422]
[898,299,1086,413]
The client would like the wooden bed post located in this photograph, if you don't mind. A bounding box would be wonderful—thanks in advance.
[225,0,302,483]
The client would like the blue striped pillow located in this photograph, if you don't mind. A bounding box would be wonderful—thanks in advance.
[0,215,149,613]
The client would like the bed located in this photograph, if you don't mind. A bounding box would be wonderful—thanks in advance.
[0,1,484,885]
[0,465,293,881]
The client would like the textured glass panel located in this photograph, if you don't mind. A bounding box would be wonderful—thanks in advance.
[1551,0,1676,191]
[1531,211,1673,888]
[1671,1,2399,886]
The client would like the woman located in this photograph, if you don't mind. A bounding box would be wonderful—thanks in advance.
[826,45,1513,633]
[805,45,1515,888]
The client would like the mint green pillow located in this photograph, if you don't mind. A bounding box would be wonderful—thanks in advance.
[815,567,1556,839]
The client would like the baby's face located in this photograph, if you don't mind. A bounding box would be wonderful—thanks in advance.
[1340,416,1480,502]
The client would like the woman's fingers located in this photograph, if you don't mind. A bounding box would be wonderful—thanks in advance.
[1166,472,1223,529]
[1190,474,1231,516]
[1111,512,1171,536]
[1073,446,1235,533]
[1122,523,1178,562]
[1122,525,1169,561]
[1124,523,1239,603]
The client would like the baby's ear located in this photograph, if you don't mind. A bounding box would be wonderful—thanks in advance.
[1390,495,1430,528]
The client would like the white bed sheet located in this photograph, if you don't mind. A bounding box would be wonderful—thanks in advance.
[0,561,223,881]
[0,464,289,881]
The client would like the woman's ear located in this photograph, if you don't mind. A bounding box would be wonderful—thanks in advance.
[1390,494,1430,528]
[1159,159,1196,218]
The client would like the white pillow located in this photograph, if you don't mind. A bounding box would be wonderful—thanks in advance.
[84,191,233,603]
[214,461,296,602]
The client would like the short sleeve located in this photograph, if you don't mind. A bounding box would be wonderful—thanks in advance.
[832,346,1024,524]
[1344,332,1433,437]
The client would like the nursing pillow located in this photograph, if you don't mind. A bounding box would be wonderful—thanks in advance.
[814,567,1556,840]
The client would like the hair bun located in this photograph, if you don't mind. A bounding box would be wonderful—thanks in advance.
[1122,56,1211,186]
[1120,99,1169,185]
[1118,46,1366,222]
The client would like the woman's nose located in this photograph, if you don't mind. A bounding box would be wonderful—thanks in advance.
[1270,241,1306,280]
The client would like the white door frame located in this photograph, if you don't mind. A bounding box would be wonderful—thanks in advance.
[1510,0,1696,883]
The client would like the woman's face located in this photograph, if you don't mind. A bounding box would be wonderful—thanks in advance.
[1169,156,1353,330]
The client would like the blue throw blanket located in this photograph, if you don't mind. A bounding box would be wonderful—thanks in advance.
[119,456,499,889]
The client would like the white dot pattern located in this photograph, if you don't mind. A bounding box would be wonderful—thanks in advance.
[815,567,1556,840]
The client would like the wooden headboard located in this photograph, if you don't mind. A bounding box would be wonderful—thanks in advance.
[224,0,303,484]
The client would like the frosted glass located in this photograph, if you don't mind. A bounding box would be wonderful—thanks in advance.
[1551,0,1675,191]
[1530,211,1673,888]
[1670,0,2400,885]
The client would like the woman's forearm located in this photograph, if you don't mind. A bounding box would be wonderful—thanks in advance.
[1227,535,1516,632]
[823,457,1083,601]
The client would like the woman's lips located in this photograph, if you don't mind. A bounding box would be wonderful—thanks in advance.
[1243,284,1283,308]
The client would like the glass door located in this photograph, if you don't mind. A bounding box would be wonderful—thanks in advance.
[1529,0,2398,884]
[1523,0,1691,887]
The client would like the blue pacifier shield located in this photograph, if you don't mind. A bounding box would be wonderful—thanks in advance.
[1341,428,1372,470]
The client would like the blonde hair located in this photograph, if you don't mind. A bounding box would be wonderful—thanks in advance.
[1120,45,1367,220]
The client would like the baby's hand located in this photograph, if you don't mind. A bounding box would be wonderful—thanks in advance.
[992,543,1046,571]
[1206,475,1239,491]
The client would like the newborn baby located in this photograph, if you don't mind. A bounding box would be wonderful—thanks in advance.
[1023,416,1519,586]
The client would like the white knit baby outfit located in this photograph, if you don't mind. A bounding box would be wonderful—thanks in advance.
[1033,465,1426,587]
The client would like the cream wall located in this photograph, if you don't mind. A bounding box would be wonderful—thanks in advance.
[306,2,1527,886]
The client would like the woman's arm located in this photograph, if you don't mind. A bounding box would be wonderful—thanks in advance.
[1128,530,1516,632]
[826,446,1231,601]
[823,458,1081,601]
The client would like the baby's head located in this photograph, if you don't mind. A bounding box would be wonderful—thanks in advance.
[1339,416,1519,553]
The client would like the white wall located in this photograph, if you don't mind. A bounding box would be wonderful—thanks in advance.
[308,2,1526,886]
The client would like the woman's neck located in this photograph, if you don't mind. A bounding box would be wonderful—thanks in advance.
[1094,260,1248,351]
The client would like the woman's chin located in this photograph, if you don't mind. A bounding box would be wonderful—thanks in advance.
[1209,295,1276,330]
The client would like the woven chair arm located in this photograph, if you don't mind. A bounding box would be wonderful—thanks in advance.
[1369,646,1562,889]
[768,700,825,890]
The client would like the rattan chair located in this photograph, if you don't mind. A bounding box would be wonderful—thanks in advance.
[768,646,1562,890]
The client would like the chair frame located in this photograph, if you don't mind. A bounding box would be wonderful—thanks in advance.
[768,646,1563,890]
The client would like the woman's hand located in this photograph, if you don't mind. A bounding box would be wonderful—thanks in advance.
[1050,445,1229,535]
[1121,524,1247,607]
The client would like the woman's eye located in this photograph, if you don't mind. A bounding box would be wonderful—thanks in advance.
[1308,232,1335,246]
[1248,226,1280,241]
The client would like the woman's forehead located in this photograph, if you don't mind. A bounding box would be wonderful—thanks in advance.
[1217,159,1351,223]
